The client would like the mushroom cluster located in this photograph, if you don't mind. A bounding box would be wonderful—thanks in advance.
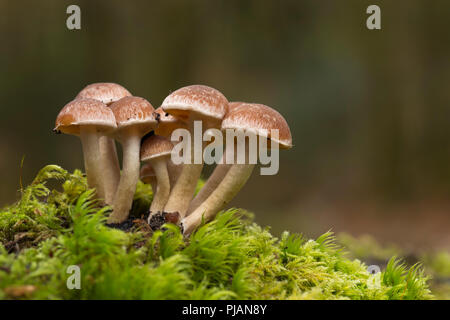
[54,83,292,236]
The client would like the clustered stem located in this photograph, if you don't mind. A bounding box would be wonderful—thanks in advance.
[163,163,203,218]
[148,176,157,196]
[100,136,121,205]
[80,126,104,200]
[187,153,231,215]
[164,120,203,218]
[182,163,255,236]
[148,158,171,215]
[108,133,141,223]
[167,159,182,188]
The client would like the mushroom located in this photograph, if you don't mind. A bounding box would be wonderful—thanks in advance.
[107,96,157,224]
[186,102,243,214]
[181,103,293,236]
[76,83,131,205]
[140,135,174,223]
[54,98,116,199]
[161,85,228,223]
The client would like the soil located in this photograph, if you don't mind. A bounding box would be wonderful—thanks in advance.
[106,218,136,231]
[148,211,181,230]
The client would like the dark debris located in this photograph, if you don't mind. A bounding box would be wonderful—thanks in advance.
[148,211,180,231]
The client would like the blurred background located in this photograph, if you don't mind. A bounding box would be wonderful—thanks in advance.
[1,0,449,251]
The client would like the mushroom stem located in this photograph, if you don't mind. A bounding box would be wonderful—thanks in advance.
[186,153,231,215]
[99,136,121,205]
[167,159,182,187]
[148,158,171,215]
[164,163,203,218]
[163,122,203,218]
[181,163,255,236]
[148,176,157,195]
[79,126,104,200]
[108,133,141,223]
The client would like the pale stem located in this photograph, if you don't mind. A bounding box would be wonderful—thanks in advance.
[99,136,121,205]
[148,176,157,195]
[80,126,104,200]
[148,158,171,215]
[167,159,182,187]
[108,133,141,223]
[163,163,203,218]
[163,120,203,218]
[182,163,255,236]
[186,152,231,215]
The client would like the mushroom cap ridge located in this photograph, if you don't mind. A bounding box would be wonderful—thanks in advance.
[54,98,116,135]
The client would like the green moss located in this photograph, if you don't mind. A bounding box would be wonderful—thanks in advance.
[0,165,434,300]
[337,233,450,300]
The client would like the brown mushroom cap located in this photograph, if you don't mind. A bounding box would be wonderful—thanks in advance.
[110,96,157,137]
[54,98,116,135]
[161,85,228,126]
[227,101,246,113]
[140,163,155,179]
[140,135,174,162]
[221,102,292,149]
[76,83,131,105]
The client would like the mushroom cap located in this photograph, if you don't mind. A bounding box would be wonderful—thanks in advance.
[161,85,228,127]
[227,101,246,114]
[76,83,131,105]
[154,107,188,137]
[140,163,155,178]
[54,98,116,135]
[221,102,293,149]
[110,96,157,137]
[140,135,174,161]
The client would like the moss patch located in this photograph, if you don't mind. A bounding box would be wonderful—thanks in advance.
[338,233,450,300]
[0,165,433,300]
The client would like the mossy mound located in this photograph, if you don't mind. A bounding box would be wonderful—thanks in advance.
[0,165,433,300]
